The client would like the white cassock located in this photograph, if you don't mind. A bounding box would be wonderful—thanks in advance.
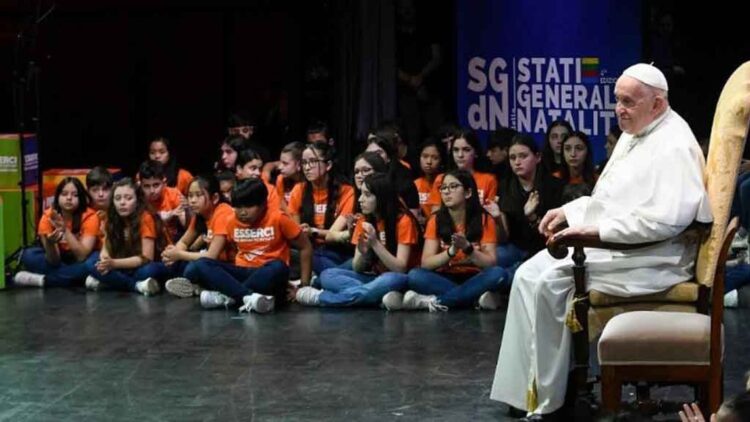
[489,107,713,415]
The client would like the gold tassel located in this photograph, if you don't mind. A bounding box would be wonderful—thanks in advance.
[565,296,584,333]
[526,379,538,412]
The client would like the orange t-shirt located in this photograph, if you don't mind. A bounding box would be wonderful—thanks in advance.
[226,208,302,268]
[38,207,100,253]
[413,177,435,219]
[275,175,300,205]
[264,180,282,211]
[426,171,498,208]
[187,202,234,262]
[176,169,193,194]
[139,212,157,239]
[423,213,496,274]
[551,170,598,185]
[351,214,419,273]
[287,183,355,228]
[151,186,184,239]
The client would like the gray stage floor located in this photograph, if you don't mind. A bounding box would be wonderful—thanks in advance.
[0,288,747,421]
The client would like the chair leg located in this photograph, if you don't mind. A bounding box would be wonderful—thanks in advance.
[708,369,723,414]
[601,366,621,413]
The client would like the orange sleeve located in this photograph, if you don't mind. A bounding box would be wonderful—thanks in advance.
[336,185,355,216]
[480,215,497,244]
[350,219,364,246]
[275,176,285,201]
[177,169,193,194]
[210,205,233,237]
[287,183,304,216]
[426,174,444,207]
[80,209,101,238]
[140,212,157,239]
[278,212,302,240]
[483,174,498,204]
[168,188,184,209]
[424,215,438,240]
[396,215,418,245]
[266,181,281,210]
[38,210,54,236]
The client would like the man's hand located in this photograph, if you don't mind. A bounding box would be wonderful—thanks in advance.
[538,207,567,238]
[548,225,599,245]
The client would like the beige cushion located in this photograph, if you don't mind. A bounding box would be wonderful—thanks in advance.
[598,311,716,365]
[589,282,699,306]
[589,303,696,341]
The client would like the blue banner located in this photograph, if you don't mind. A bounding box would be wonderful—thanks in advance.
[456,0,641,162]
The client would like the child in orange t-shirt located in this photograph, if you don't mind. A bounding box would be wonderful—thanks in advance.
[296,173,419,308]
[287,142,355,274]
[161,175,236,298]
[192,179,313,313]
[145,136,193,194]
[14,177,100,288]
[413,139,444,225]
[85,178,170,296]
[402,170,509,311]
[275,141,304,206]
[235,148,283,212]
[139,160,188,242]
[85,166,114,254]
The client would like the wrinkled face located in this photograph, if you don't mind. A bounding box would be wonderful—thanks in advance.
[140,177,165,204]
[614,75,659,135]
[149,141,169,165]
[58,182,80,213]
[113,186,138,217]
[353,158,375,189]
[301,148,329,183]
[508,144,540,179]
[221,144,238,169]
[187,181,210,214]
[420,145,441,175]
[452,137,476,171]
[365,142,390,163]
[605,133,619,158]
[358,182,377,215]
[277,152,300,177]
[486,146,508,165]
[439,174,470,208]
[235,204,264,224]
[88,184,111,211]
[236,159,263,181]
[548,125,569,154]
[563,137,588,169]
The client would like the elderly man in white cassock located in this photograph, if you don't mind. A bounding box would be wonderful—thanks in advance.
[490,63,713,420]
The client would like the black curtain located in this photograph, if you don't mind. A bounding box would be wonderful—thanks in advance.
[332,0,396,173]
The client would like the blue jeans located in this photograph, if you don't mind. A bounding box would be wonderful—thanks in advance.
[21,246,90,288]
[313,247,353,275]
[166,260,201,282]
[726,263,750,293]
[192,258,289,302]
[85,251,170,292]
[496,243,527,281]
[407,267,509,308]
[317,268,408,307]
[731,172,750,230]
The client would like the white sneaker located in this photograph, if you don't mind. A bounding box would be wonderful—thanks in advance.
[85,275,102,291]
[239,293,275,314]
[381,291,404,311]
[402,290,447,312]
[13,271,44,288]
[134,277,160,296]
[478,291,503,310]
[724,290,739,308]
[165,277,200,298]
[200,290,236,309]
[295,286,321,306]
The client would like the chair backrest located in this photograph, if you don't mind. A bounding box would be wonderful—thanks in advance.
[695,61,750,286]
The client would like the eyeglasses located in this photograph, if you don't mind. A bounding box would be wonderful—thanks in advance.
[301,159,326,168]
[438,183,463,193]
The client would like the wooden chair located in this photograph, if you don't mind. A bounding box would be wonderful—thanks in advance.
[547,61,750,416]
[597,217,736,415]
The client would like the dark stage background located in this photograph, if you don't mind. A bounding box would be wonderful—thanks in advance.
[0,0,748,176]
